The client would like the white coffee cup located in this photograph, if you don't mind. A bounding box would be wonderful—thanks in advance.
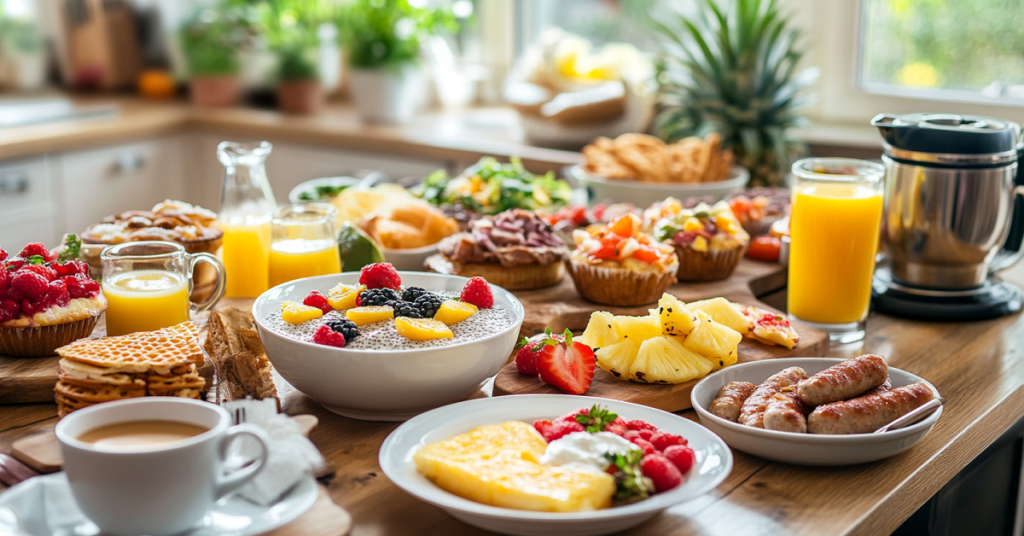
[55,397,270,536]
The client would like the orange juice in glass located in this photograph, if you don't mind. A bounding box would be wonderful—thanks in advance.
[268,204,341,287]
[788,158,884,343]
[101,241,226,336]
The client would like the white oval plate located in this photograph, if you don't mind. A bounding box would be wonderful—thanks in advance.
[568,164,750,207]
[380,395,732,536]
[691,358,942,466]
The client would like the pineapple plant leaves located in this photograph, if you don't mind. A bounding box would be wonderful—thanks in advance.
[652,0,818,186]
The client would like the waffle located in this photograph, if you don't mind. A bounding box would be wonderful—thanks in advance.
[205,308,278,404]
[56,322,202,372]
[150,387,203,400]
[148,363,206,392]
[58,370,144,390]
[58,359,139,386]
[56,393,95,418]
[55,380,145,403]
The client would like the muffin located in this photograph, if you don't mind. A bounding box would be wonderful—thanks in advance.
[0,242,107,357]
[566,213,678,306]
[726,188,791,237]
[646,199,749,281]
[426,209,568,290]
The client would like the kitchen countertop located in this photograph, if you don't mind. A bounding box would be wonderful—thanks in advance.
[0,96,582,172]
[3,262,1024,535]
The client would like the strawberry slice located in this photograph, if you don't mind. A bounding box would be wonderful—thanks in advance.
[533,328,596,395]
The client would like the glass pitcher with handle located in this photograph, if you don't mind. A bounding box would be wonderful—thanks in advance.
[216,141,277,298]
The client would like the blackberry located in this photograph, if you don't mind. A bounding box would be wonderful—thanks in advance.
[360,288,401,307]
[393,301,426,318]
[402,286,429,302]
[414,294,442,318]
[325,318,360,341]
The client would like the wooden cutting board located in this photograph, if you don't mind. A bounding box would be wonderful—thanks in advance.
[492,259,829,412]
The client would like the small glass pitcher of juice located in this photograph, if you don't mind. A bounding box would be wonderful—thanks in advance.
[268,204,342,287]
[787,158,885,344]
[101,241,226,336]
[216,141,277,298]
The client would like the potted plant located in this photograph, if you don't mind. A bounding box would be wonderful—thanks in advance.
[0,16,47,91]
[180,7,254,107]
[338,0,457,123]
[276,45,323,114]
[651,0,817,187]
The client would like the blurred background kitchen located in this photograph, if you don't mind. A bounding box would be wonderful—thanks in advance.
[0,0,1020,250]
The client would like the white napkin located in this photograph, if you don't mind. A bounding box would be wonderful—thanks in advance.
[222,399,326,506]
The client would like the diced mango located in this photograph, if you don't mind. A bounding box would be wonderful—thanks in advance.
[683,217,705,232]
[434,300,478,326]
[345,306,394,326]
[692,235,709,252]
[396,317,453,340]
[328,283,364,310]
[281,301,323,324]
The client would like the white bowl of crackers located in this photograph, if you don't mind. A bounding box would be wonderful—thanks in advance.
[572,133,749,206]
[690,357,942,466]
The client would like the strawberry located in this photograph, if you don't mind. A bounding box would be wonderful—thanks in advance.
[302,291,332,314]
[0,269,10,300]
[459,277,494,309]
[532,328,595,395]
[636,428,654,441]
[0,299,19,323]
[514,334,548,374]
[626,419,659,433]
[605,416,628,436]
[547,419,585,441]
[312,324,346,347]
[632,438,657,456]
[533,419,555,441]
[9,271,48,300]
[641,453,683,492]
[662,445,696,476]
[0,248,7,262]
[358,263,401,290]
[17,243,51,261]
[650,431,687,452]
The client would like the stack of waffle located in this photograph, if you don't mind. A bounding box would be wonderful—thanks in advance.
[54,322,206,417]
[205,307,278,405]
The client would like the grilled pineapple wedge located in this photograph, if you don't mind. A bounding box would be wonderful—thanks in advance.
[631,336,713,384]
[414,421,615,512]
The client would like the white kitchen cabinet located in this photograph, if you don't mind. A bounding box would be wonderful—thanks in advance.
[0,156,59,250]
[56,136,185,238]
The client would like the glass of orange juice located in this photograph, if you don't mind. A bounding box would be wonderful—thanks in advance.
[268,204,342,288]
[101,241,226,336]
[788,158,885,344]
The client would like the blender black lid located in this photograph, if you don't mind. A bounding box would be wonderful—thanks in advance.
[871,113,1021,156]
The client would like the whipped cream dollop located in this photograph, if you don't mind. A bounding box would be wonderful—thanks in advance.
[540,431,640,472]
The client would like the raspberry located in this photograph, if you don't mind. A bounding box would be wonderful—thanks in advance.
[533,419,554,442]
[0,299,18,322]
[636,428,654,441]
[358,263,401,290]
[626,419,659,433]
[632,438,657,456]
[302,291,332,314]
[21,264,56,282]
[52,261,88,277]
[605,416,628,436]
[0,270,10,300]
[662,445,696,476]
[18,243,51,261]
[641,453,683,492]
[459,277,493,309]
[547,419,585,441]
[0,248,7,262]
[312,324,346,348]
[10,271,49,300]
[4,259,25,272]
[66,275,100,299]
[47,280,70,309]
[650,431,687,452]
[623,430,642,442]
[21,297,45,317]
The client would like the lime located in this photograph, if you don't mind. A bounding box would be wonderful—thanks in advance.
[337,222,385,272]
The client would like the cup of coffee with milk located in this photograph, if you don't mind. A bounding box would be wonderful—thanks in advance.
[55,397,270,536]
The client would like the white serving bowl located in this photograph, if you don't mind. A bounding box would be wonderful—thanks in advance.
[380,395,733,536]
[287,176,363,204]
[252,272,524,421]
[690,358,942,466]
[568,164,749,207]
[381,244,438,271]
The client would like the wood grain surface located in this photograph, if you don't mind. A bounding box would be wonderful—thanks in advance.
[4,264,1024,536]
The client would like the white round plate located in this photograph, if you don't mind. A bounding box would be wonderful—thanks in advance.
[691,358,942,466]
[568,164,749,207]
[0,473,317,536]
[380,395,733,536]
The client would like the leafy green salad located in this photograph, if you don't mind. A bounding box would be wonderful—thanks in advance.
[415,157,572,215]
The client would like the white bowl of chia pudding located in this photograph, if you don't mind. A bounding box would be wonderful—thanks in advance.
[253,272,525,421]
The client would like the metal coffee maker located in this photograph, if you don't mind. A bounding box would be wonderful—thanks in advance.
[871,113,1024,319]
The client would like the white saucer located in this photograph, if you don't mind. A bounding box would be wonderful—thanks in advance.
[0,473,318,536]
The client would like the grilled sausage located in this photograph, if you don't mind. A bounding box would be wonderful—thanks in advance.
[763,392,809,433]
[710,381,757,422]
[861,378,892,396]
[738,367,807,428]
[797,354,888,406]
[807,382,934,434]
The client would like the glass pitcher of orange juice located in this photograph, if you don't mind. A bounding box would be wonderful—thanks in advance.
[787,158,885,344]
[101,241,226,336]
[268,204,342,287]
[217,141,277,298]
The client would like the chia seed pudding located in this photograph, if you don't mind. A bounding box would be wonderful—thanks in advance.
[264,290,512,350]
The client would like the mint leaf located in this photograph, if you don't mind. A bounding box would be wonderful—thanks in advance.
[58,234,82,262]
[604,450,654,505]
[574,404,618,433]
[27,255,45,265]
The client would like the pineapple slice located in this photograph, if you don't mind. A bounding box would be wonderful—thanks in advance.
[612,314,661,343]
[281,301,323,324]
[327,283,364,311]
[396,317,454,340]
[657,293,697,337]
[345,306,394,326]
[579,311,622,349]
[684,311,742,370]
[595,338,642,380]
[630,336,713,384]
[687,297,750,335]
[434,300,478,326]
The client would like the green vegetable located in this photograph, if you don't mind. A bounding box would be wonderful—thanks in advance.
[59,234,82,262]
[605,450,654,505]
[415,157,572,215]
[298,184,350,201]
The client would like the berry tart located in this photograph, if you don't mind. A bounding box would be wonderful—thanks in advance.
[566,213,678,306]
[645,199,750,281]
[426,209,568,290]
[0,240,107,357]
[726,187,791,237]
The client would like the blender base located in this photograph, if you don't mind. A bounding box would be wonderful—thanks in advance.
[872,267,1023,321]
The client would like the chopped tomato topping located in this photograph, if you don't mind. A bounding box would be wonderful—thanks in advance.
[746,236,781,262]
[757,313,790,328]
[632,245,661,263]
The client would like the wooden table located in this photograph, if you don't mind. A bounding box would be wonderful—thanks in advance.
[4,264,1024,536]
